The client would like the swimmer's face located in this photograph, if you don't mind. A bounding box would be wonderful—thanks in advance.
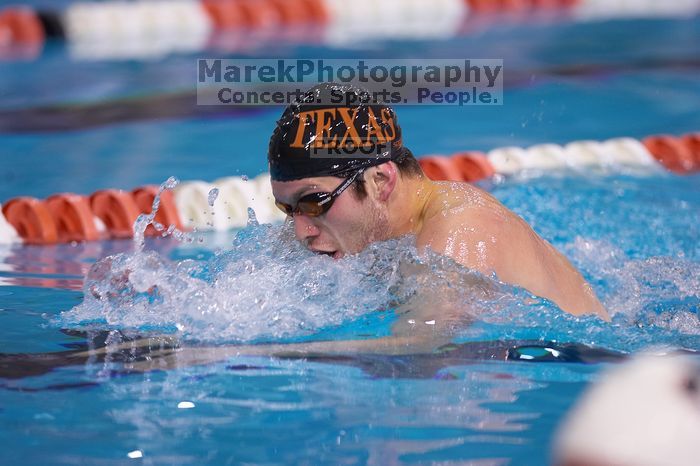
[272,172,391,258]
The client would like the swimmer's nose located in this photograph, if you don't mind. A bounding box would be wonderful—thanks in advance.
[293,214,320,244]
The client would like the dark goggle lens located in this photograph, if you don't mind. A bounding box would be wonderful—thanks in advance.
[275,201,294,216]
[275,192,331,217]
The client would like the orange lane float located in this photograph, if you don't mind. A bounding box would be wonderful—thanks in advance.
[681,133,700,168]
[299,0,329,23]
[466,0,579,12]
[269,0,308,25]
[6,0,700,63]
[202,0,327,29]
[201,0,247,29]
[0,8,44,45]
[0,7,44,60]
[45,193,99,242]
[642,134,698,174]
[2,197,57,244]
[237,0,281,28]
[132,186,184,236]
[418,155,465,181]
[2,186,186,244]
[529,0,580,9]
[419,152,496,182]
[89,190,142,239]
[452,151,496,182]
[0,132,697,245]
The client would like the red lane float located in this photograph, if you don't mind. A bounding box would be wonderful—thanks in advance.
[237,0,280,28]
[466,0,579,13]
[419,155,465,181]
[452,151,496,181]
[6,1,700,62]
[643,134,698,174]
[45,193,99,242]
[0,8,44,45]
[681,133,700,168]
[530,0,580,9]
[132,186,184,236]
[201,0,247,29]
[2,197,57,244]
[269,0,307,24]
[2,185,185,244]
[300,0,329,23]
[0,7,44,60]
[1,132,697,245]
[203,0,327,29]
[89,190,143,239]
[419,152,496,182]
[466,0,527,13]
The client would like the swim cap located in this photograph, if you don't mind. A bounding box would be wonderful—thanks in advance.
[268,83,408,181]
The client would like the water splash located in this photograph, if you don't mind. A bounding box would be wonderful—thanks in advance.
[246,207,259,227]
[60,172,699,349]
[568,237,700,339]
[60,221,504,343]
[467,237,700,352]
[133,176,180,251]
[207,188,219,207]
[59,225,700,349]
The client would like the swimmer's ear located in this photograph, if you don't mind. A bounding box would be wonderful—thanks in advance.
[369,162,398,202]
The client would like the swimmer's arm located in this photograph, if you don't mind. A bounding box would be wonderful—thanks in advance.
[85,292,464,372]
[117,336,436,372]
[126,334,435,370]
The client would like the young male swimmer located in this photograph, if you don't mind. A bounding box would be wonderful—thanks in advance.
[70,83,610,371]
[268,83,609,321]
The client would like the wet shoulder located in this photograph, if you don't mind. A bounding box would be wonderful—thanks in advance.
[423,181,505,224]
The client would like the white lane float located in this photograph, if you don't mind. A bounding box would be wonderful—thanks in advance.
[64,0,212,60]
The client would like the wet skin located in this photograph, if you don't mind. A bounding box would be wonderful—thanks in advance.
[272,161,610,321]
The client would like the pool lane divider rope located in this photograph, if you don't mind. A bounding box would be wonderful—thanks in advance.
[0,132,697,245]
[3,0,700,60]
[0,187,184,245]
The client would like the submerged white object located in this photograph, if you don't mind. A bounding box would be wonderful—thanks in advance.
[0,205,20,244]
[553,353,700,466]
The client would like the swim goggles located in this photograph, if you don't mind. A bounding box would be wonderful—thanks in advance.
[274,168,365,217]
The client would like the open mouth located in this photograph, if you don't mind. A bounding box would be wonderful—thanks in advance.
[315,250,341,259]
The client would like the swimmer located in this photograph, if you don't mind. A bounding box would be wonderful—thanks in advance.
[269,83,610,322]
[7,83,612,375]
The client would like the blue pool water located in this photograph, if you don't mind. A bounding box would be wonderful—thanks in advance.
[1,15,699,466]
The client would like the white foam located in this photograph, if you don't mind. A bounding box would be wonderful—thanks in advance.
[563,237,700,340]
[60,223,500,342]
